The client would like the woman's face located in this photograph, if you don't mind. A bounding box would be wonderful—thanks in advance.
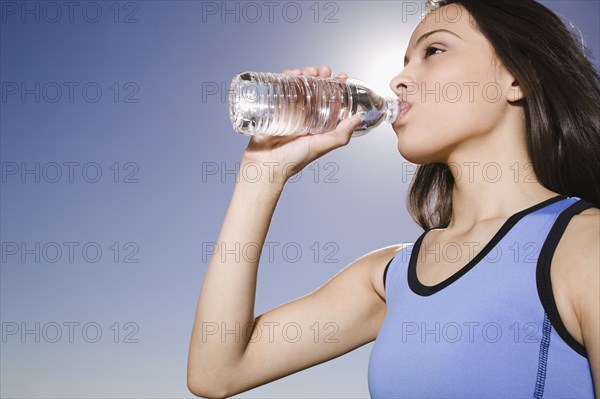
[390,4,521,164]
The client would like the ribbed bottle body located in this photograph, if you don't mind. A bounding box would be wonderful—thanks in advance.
[229,71,401,137]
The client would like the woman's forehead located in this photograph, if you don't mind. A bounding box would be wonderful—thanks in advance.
[409,5,477,45]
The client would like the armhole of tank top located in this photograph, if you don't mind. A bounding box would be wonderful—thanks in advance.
[536,198,597,358]
[382,255,395,293]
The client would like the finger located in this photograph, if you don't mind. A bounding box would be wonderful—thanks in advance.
[303,66,318,76]
[335,115,363,138]
[283,68,292,74]
[314,115,363,155]
[291,69,302,76]
[335,73,348,83]
[318,65,332,78]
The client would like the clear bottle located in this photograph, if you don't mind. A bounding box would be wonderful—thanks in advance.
[229,71,405,137]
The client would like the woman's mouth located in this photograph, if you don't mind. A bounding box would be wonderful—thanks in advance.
[394,102,411,127]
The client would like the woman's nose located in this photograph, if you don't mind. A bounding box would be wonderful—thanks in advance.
[389,72,414,99]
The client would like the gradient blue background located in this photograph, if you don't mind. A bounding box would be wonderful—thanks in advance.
[1,1,598,397]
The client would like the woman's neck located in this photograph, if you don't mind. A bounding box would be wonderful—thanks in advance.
[443,127,560,232]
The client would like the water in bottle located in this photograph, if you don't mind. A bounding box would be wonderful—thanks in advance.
[228,71,406,137]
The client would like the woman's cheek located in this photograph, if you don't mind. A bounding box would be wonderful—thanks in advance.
[396,118,455,164]
[444,91,499,134]
[395,107,480,163]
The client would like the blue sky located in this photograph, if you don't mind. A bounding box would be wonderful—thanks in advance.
[1,1,598,397]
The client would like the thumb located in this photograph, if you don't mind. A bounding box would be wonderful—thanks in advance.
[332,115,363,145]
[310,115,363,159]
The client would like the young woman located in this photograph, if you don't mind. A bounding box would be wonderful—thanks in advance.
[188,0,600,397]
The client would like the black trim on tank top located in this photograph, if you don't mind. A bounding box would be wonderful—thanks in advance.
[408,194,568,297]
[536,198,597,358]
[382,256,395,292]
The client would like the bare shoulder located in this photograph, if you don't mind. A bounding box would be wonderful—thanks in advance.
[555,205,599,282]
[362,243,411,302]
[560,206,600,259]
[553,205,599,339]
[574,206,600,222]
[560,205,600,391]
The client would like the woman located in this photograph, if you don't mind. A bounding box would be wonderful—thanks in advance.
[187,0,600,397]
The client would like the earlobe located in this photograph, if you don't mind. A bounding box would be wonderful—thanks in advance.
[508,80,525,102]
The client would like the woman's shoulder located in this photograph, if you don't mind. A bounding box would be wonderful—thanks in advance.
[365,243,412,302]
[551,203,599,340]
[567,207,600,379]
[578,205,600,216]
[566,205,600,244]
[554,204,599,271]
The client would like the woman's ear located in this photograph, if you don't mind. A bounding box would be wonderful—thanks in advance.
[508,79,525,102]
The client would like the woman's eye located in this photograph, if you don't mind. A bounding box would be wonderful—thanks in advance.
[423,46,443,58]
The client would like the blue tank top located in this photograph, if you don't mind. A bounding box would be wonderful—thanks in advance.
[368,195,597,398]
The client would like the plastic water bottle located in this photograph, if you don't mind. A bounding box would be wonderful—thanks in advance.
[228,71,406,137]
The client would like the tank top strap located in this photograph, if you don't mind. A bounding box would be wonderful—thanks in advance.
[382,195,589,299]
[370,196,598,398]
[536,197,598,357]
[382,243,413,302]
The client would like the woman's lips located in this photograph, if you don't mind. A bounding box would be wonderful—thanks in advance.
[394,102,411,127]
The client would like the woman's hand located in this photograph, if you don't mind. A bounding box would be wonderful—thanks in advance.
[241,65,362,186]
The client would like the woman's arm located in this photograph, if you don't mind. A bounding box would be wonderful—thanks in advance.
[575,209,600,397]
[186,160,285,397]
[187,64,372,398]
[186,157,401,397]
[559,207,600,397]
[219,244,400,397]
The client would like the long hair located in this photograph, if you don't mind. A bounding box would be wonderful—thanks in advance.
[407,0,600,230]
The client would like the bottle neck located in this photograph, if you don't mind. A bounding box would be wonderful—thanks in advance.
[384,97,400,124]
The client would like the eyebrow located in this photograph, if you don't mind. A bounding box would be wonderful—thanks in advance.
[403,29,463,66]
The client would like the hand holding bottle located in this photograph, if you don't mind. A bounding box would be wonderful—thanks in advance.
[240,65,364,187]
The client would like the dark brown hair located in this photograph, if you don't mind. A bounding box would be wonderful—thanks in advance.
[407,0,600,230]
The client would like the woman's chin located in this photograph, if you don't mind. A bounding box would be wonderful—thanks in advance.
[396,139,440,165]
